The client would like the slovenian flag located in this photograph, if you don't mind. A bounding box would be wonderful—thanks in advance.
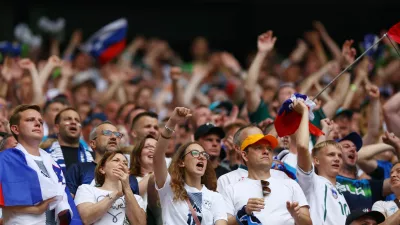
[0,148,82,224]
[80,18,127,65]
[274,93,324,137]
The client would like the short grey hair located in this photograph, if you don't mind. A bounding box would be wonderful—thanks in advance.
[233,124,258,147]
[89,121,114,140]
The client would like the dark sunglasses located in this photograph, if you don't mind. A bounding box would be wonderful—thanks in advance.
[101,130,124,139]
[261,180,271,197]
[182,150,210,160]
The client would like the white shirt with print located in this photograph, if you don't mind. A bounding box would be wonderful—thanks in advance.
[372,200,399,218]
[156,174,227,225]
[74,184,145,225]
[297,166,349,225]
[223,176,308,225]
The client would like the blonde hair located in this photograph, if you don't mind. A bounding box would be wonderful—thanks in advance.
[312,140,342,157]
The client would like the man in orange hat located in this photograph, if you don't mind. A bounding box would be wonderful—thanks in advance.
[222,129,312,225]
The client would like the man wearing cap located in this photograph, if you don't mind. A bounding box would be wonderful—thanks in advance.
[217,124,291,196]
[372,162,400,224]
[337,132,391,212]
[346,210,385,225]
[43,108,93,173]
[195,123,230,178]
[222,127,311,225]
[295,99,350,225]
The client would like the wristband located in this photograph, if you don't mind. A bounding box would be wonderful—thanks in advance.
[160,132,171,139]
[165,125,175,133]
[350,84,357,91]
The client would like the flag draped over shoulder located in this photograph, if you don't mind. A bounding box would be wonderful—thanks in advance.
[80,18,128,65]
[274,93,324,137]
[0,148,82,225]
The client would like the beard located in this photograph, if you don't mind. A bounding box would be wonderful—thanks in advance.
[60,133,80,146]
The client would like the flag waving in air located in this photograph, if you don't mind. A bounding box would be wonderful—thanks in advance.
[274,93,324,137]
[80,18,127,65]
[388,21,400,44]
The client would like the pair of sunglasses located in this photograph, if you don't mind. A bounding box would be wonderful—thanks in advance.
[261,180,271,197]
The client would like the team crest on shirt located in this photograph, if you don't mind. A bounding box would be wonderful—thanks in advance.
[204,199,212,210]
[331,188,338,199]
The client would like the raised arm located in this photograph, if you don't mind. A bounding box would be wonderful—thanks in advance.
[313,21,342,60]
[245,30,277,113]
[357,143,395,174]
[62,30,82,61]
[18,58,44,105]
[170,67,186,108]
[293,99,312,172]
[363,84,382,145]
[39,55,62,89]
[153,107,192,188]
[383,92,400,137]
[323,40,356,118]
[305,30,328,65]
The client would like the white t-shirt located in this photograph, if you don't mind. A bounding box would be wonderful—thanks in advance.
[223,177,308,225]
[372,200,399,218]
[156,174,227,225]
[296,166,349,225]
[217,166,289,196]
[74,184,145,225]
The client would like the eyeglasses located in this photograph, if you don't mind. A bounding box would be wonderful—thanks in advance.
[182,150,210,160]
[100,130,124,139]
[261,180,271,197]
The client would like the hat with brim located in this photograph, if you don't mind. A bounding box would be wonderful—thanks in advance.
[241,134,278,151]
[338,132,363,151]
[345,210,385,225]
[334,108,354,120]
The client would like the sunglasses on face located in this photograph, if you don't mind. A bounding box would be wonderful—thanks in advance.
[182,150,210,160]
[101,130,124,139]
[261,180,271,197]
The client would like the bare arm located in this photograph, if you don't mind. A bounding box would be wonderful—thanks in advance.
[380,209,400,225]
[170,67,185,108]
[227,215,239,225]
[62,30,82,61]
[153,107,191,188]
[215,219,228,225]
[305,31,328,65]
[245,31,277,113]
[18,59,44,105]
[183,66,207,107]
[383,92,400,137]
[2,197,56,215]
[39,56,61,89]
[294,100,312,172]
[123,184,146,225]
[363,85,382,145]
[357,143,394,174]
[299,60,336,94]
[77,191,120,225]
[291,205,312,225]
[313,21,342,60]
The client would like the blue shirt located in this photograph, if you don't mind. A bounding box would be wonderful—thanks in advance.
[65,162,139,196]
[336,175,384,212]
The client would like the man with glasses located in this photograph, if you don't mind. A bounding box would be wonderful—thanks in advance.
[0,132,17,151]
[44,108,93,173]
[65,121,139,197]
[222,132,311,225]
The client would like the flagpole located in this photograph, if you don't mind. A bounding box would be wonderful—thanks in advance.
[312,34,387,101]
[386,35,400,57]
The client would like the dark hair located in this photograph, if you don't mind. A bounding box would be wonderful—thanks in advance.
[95,150,126,186]
[9,104,41,140]
[130,111,158,131]
[0,132,13,151]
[124,106,145,125]
[54,107,79,125]
[43,96,70,113]
[116,102,135,120]
[168,141,217,201]
[130,135,158,177]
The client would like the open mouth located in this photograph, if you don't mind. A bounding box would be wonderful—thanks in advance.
[196,162,205,169]
[332,164,340,169]
[348,154,355,160]
[69,127,78,132]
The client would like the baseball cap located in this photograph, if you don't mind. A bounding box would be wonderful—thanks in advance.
[82,113,107,127]
[338,132,363,151]
[209,101,233,115]
[194,123,225,141]
[345,210,385,225]
[241,134,278,151]
[334,108,353,120]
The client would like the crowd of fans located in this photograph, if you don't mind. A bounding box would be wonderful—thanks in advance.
[0,17,400,225]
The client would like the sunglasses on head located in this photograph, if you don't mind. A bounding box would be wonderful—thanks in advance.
[261,180,271,197]
[101,130,124,139]
[182,150,210,160]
